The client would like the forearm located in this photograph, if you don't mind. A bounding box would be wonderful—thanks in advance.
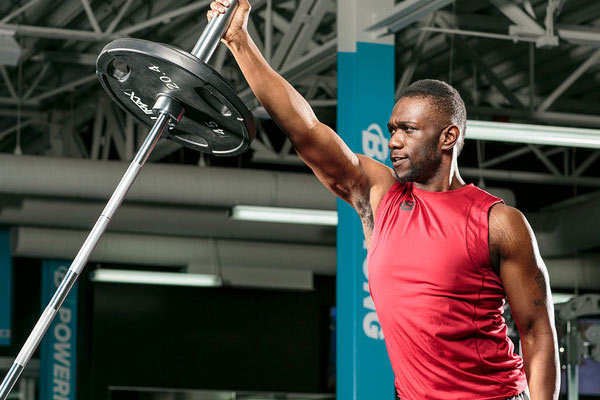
[521,331,560,400]
[227,34,320,142]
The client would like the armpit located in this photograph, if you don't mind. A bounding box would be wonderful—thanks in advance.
[355,195,374,233]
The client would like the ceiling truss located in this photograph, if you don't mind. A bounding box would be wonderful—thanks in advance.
[1,0,600,209]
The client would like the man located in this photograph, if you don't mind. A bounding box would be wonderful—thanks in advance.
[208,1,560,399]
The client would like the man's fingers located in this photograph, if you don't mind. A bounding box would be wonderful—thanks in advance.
[209,1,228,14]
[208,0,251,23]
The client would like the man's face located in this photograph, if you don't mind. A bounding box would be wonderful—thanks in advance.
[387,96,446,183]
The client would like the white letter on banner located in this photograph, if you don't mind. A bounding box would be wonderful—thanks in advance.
[363,312,385,340]
[53,378,70,396]
[362,123,388,162]
[54,364,70,380]
[54,342,71,367]
[54,323,71,343]
[361,241,384,340]
[58,308,71,324]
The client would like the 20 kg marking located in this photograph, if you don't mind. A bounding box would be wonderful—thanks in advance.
[148,65,180,90]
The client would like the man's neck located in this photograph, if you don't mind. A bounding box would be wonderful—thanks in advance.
[413,161,465,192]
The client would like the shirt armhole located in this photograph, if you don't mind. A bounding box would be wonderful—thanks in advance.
[466,198,504,275]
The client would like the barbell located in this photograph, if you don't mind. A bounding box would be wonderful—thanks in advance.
[0,2,254,398]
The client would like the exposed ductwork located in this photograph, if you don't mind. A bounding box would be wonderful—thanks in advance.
[12,226,600,291]
[0,154,336,209]
[3,155,600,291]
[545,255,600,291]
[10,227,336,275]
[526,190,600,257]
[0,197,336,245]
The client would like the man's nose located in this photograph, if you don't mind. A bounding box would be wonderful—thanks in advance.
[388,134,403,149]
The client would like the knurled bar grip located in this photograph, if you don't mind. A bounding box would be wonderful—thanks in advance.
[192,0,239,63]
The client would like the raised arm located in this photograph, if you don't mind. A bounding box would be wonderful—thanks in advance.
[489,204,560,400]
[208,0,391,205]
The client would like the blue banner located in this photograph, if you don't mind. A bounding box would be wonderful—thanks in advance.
[336,42,395,400]
[0,229,12,346]
[40,260,77,400]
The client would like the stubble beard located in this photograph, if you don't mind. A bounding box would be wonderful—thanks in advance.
[393,143,442,184]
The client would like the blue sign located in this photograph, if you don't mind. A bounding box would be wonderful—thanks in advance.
[0,229,12,346]
[337,42,395,400]
[40,260,77,400]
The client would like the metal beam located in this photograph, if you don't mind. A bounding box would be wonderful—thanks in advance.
[481,145,532,168]
[105,0,135,34]
[281,38,337,82]
[30,52,97,66]
[437,14,527,110]
[284,0,333,67]
[116,1,211,36]
[437,11,600,46]
[489,0,545,34]
[0,0,42,24]
[0,23,114,41]
[369,0,455,33]
[79,0,102,34]
[23,63,50,100]
[0,66,17,99]
[0,119,40,143]
[0,109,45,119]
[574,151,600,177]
[537,48,600,112]
[559,26,600,47]
[470,106,600,129]
[397,15,435,98]
[29,74,97,103]
[264,0,273,61]
[270,0,315,69]
[529,144,562,176]
[0,97,38,107]
[90,101,104,160]
[104,103,127,161]
[460,167,600,187]
[418,26,538,43]
[239,38,336,104]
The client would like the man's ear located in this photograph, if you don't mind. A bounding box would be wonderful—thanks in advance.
[441,125,460,151]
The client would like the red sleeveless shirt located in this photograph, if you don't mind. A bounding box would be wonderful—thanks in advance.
[368,182,527,399]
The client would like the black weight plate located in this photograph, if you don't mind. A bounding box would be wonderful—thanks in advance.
[96,38,256,156]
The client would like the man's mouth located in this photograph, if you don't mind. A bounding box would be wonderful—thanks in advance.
[391,156,407,167]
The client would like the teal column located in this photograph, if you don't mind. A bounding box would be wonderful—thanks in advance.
[0,230,12,346]
[336,1,395,399]
[40,260,77,400]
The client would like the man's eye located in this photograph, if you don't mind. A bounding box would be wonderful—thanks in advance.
[402,126,415,132]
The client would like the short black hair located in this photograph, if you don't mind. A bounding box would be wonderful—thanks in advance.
[398,79,467,155]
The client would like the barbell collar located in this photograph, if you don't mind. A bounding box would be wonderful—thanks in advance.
[153,95,185,126]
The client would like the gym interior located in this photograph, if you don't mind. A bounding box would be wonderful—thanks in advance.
[0,0,599,399]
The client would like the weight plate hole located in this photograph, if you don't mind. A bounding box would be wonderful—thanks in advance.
[108,59,131,82]
[195,87,232,117]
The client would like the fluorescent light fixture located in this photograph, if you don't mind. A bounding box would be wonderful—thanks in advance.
[230,205,337,226]
[90,269,222,287]
[552,293,575,304]
[467,120,600,149]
